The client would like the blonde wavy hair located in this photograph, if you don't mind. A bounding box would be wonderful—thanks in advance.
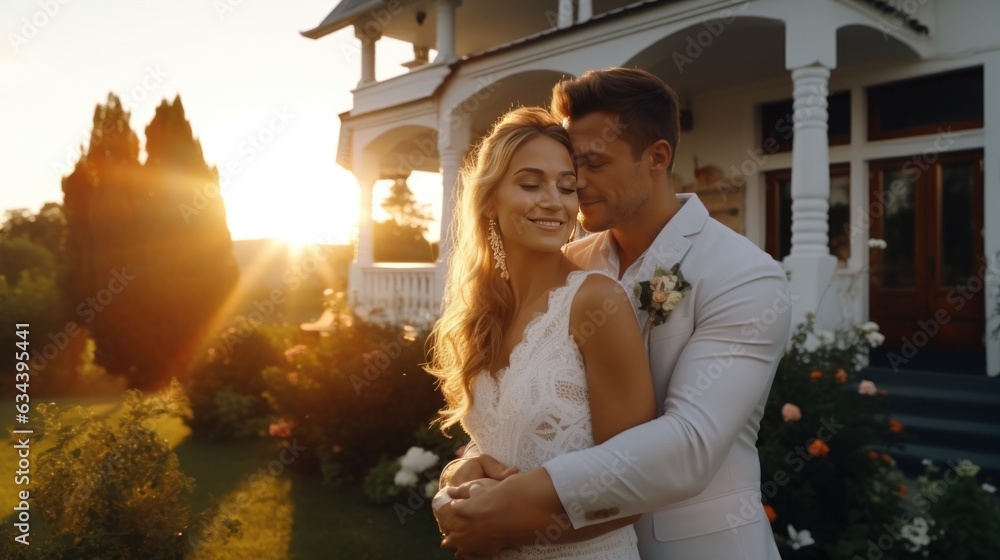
[427,107,576,430]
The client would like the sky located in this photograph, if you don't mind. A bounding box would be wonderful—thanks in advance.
[0,0,443,245]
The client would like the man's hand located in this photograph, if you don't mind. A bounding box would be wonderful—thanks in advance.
[435,454,518,551]
[440,469,565,554]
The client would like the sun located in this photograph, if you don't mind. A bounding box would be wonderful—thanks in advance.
[222,164,359,247]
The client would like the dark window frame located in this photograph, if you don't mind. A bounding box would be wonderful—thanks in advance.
[765,164,851,265]
[866,66,984,141]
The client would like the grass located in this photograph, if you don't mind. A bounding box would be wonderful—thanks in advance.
[1,392,451,559]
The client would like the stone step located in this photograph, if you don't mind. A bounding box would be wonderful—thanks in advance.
[891,414,1000,454]
[885,442,1000,483]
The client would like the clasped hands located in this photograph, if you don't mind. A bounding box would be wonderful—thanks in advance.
[433,454,520,559]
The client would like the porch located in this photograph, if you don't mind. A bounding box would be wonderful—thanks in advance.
[305,0,999,376]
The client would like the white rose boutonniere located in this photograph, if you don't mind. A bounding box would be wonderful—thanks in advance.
[634,264,691,341]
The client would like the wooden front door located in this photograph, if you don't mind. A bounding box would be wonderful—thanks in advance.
[869,150,985,352]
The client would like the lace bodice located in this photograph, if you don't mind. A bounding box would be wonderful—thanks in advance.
[462,270,640,560]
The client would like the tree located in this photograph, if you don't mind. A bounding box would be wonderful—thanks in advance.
[1,202,66,257]
[374,176,435,263]
[62,93,238,389]
[380,176,433,231]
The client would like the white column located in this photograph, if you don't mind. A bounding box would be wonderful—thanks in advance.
[984,50,1000,377]
[355,26,380,86]
[783,63,838,331]
[790,65,831,257]
[557,0,574,28]
[436,147,463,304]
[357,177,376,267]
[433,0,461,64]
[577,0,593,24]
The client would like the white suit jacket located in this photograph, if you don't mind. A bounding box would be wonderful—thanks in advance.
[544,194,791,559]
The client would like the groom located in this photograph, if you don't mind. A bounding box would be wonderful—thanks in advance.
[435,67,792,558]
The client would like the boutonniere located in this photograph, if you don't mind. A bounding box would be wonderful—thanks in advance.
[633,264,691,341]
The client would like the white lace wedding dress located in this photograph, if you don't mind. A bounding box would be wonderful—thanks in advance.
[461,269,641,560]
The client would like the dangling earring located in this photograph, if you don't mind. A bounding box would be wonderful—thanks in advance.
[488,218,509,280]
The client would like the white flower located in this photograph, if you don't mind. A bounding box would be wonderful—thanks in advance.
[787,525,815,550]
[394,468,419,487]
[868,238,887,250]
[858,379,878,396]
[901,517,932,552]
[424,479,440,498]
[817,331,835,345]
[921,459,934,467]
[659,275,677,291]
[866,331,886,347]
[664,291,684,310]
[982,483,997,494]
[858,380,878,395]
[861,321,880,333]
[955,459,981,477]
[399,446,439,474]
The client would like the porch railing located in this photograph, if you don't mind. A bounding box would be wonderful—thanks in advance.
[352,263,439,327]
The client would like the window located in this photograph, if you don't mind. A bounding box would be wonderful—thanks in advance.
[760,90,851,154]
[765,165,851,267]
[867,66,983,140]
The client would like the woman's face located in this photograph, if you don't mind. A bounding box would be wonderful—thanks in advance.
[491,135,578,255]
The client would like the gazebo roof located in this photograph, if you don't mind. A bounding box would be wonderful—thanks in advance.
[301,0,381,39]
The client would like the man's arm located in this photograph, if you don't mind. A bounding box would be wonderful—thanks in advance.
[546,261,791,527]
[445,261,791,549]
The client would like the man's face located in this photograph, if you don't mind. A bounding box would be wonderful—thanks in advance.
[567,111,651,233]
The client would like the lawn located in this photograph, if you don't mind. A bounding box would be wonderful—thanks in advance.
[1,393,451,559]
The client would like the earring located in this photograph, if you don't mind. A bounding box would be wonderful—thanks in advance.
[488,218,509,280]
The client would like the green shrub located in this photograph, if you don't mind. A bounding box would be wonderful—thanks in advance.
[23,381,198,559]
[261,321,445,480]
[364,457,406,505]
[758,314,909,558]
[184,327,283,441]
[916,460,1000,559]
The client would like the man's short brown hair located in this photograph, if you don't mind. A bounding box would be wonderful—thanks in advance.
[551,67,681,167]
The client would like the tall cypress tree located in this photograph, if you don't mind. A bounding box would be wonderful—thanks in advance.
[61,94,238,389]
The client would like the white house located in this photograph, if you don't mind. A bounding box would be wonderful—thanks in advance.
[303,0,1000,377]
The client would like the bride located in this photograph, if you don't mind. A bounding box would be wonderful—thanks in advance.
[428,107,655,559]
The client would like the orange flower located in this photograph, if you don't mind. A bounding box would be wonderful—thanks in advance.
[868,450,880,460]
[810,370,823,380]
[808,439,830,457]
[835,369,848,383]
[764,504,777,523]
[897,484,907,497]
[889,419,904,433]
[881,453,893,463]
